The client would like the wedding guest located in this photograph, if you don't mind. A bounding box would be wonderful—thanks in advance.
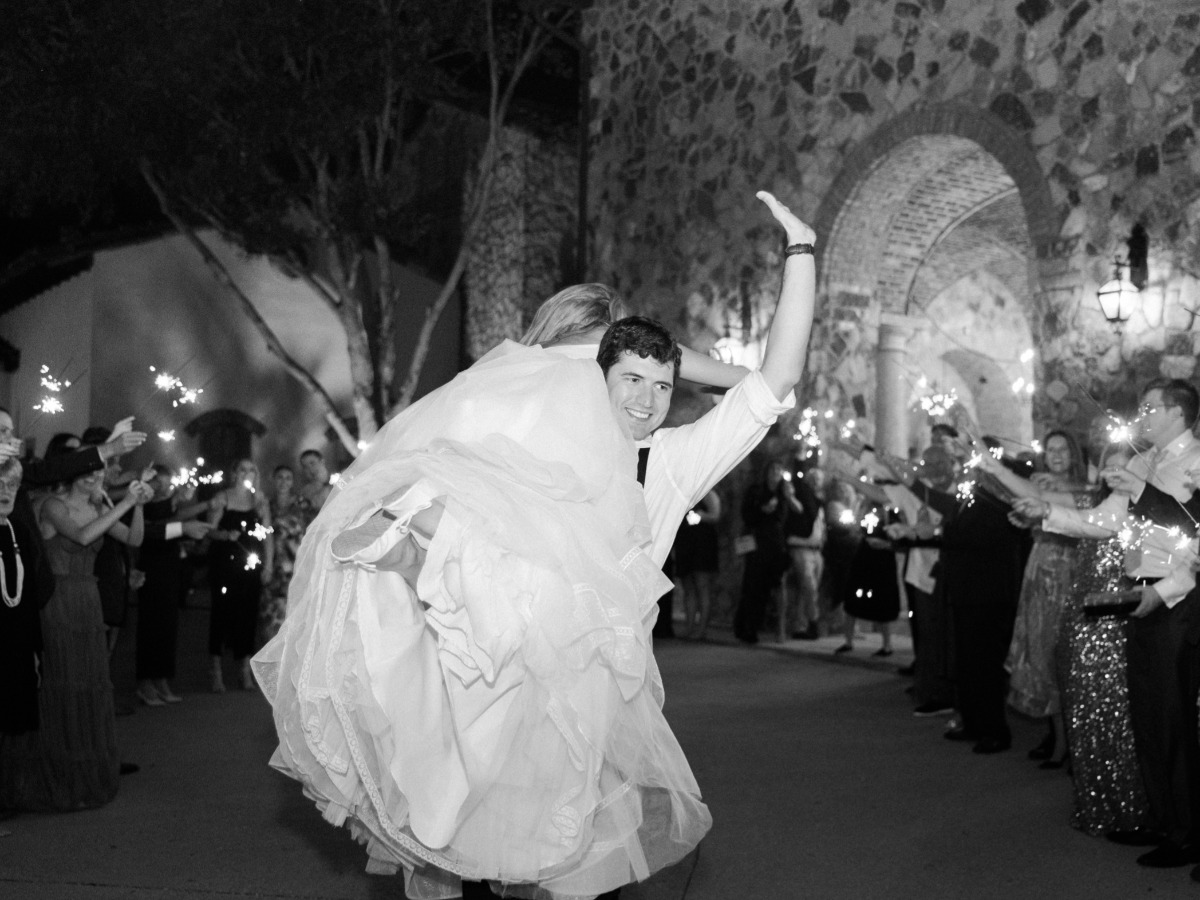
[134,467,213,706]
[1061,446,1149,834]
[980,430,1087,767]
[12,458,150,810]
[0,458,56,809]
[261,464,308,643]
[785,461,825,640]
[207,459,273,692]
[733,459,791,644]
[299,450,333,512]
[672,488,721,641]
[1014,379,1200,868]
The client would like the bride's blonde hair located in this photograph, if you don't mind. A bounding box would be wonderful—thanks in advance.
[519,283,628,347]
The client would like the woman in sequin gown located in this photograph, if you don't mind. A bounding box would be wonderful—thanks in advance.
[1056,450,1149,834]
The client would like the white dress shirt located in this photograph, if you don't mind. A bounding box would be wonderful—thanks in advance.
[641,371,795,567]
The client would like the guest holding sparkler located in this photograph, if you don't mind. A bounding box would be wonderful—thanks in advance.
[134,466,214,706]
[1012,379,1200,869]
[978,430,1088,769]
[883,442,1026,754]
[207,458,273,693]
[261,464,307,643]
[17,450,151,810]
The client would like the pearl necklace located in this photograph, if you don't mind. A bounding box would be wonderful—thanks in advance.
[1,519,24,608]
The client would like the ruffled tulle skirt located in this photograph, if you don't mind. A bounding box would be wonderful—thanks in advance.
[253,342,711,899]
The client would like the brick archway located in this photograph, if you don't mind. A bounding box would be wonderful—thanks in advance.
[809,102,1053,448]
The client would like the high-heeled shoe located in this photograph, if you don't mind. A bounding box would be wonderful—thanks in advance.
[156,681,183,703]
[1028,731,1055,761]
[135,685,165,707]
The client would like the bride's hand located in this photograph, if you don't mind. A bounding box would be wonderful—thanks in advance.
[756,191,816,246]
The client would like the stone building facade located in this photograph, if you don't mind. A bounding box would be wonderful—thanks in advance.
[580,0,1200,452]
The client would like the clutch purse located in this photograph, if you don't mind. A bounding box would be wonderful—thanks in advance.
[1082,589,1142,618]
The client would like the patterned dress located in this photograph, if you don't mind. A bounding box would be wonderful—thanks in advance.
[1006,526,1079,718]
[260,495,309,642]
[1057,493,1149,834]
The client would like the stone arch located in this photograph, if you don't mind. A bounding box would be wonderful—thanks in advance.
[810,102,1052,451]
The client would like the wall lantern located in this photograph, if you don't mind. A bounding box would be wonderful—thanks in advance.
[1096,224,1148,331]
[1096,259,1139,329]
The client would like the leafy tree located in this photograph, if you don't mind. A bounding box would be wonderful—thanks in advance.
[0,0,577,447]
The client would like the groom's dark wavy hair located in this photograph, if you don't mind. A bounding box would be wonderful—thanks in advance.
[597,316,682,382]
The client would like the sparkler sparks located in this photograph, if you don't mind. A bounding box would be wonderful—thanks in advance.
[149,366,204,408]
[158,430,176,442]
[33,364,72,415]
[244,552,261,571]
[248,522,273,542]
[918,389,958,417]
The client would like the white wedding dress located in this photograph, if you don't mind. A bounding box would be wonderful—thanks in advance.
[252,341,711,900]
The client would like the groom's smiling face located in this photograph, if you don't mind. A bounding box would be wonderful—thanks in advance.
[603,351,674,441]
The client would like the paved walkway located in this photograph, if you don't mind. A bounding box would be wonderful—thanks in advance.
[0,606,1195,899]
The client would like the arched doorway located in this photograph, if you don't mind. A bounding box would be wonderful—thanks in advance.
[811,103,1059,457]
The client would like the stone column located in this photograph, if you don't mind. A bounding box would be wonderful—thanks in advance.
[875,314,924,459]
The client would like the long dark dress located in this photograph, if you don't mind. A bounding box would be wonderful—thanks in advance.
[1,532,119,811]
[209,506,265,659]
[0,520,44,736]
[1058,495,1149,834]
[136,497,181,680]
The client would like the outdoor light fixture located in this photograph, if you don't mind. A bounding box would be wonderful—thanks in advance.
[1096,258,1139,329]
[1096,224,1148,330]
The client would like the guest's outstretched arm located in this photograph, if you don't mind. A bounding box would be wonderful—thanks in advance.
[756,191,817,402]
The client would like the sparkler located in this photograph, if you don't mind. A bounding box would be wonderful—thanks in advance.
[860,510,880,533]
[158,430,176,443]
[838,509,855,525]
[244,552,261,571]
[686,509,701,526]
[32,363,73,416]
[918,388,958,418]
[248,522,273,542]
[148,365,205,408]
[793,407,823,453]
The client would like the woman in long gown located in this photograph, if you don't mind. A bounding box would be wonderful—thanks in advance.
[994,430,1087,767]
[8,460,148,811]
[1057,447,1149,834]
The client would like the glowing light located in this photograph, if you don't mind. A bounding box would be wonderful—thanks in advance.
[839,509,855,525]
[1031,440,1043,454]
[248,522,273,542]
[860,511,880,532]
[956,480,977,506]
[918,388,958,417]
[149,365,204,408]
[33,397,64,415]
[990,445,1004,460]
[1020,349,1035,364]
[243,479,256,493]
[686,510,701,526]
[157,430,176,442]
[244,552,261,571]
[328,473,341,485]
[1012,377,1026,394]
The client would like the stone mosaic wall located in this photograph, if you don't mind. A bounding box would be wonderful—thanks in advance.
[584,0,1200,434]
